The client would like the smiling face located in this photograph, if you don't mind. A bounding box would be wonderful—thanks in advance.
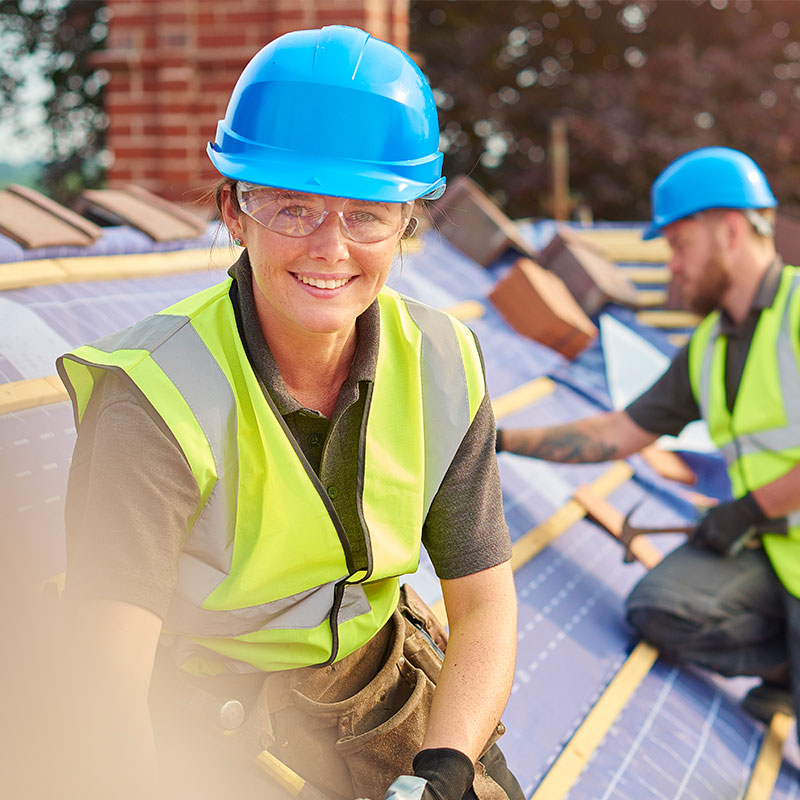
[220,184,409,347]
[664,214,732,317]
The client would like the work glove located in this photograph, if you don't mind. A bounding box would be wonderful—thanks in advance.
[690,493,767,556]
[384,749,474,800]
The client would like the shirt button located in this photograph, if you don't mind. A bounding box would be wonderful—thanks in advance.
[327,485,338,499]
[309,433,321,446]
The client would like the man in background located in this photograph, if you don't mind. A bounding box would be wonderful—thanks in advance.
[497,147,800,735]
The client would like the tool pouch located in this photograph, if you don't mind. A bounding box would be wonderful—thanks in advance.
[268,586,508,800]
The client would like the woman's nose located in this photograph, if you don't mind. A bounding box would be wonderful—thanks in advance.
[307,212,351,261]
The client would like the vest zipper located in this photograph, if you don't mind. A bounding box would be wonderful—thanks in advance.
[319,581,346,667]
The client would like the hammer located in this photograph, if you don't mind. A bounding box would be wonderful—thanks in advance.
[620,504,694,563]
[620,503,787,563]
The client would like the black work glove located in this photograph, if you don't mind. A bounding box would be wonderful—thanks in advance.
[413,748,475,800]
[691,493,767,556]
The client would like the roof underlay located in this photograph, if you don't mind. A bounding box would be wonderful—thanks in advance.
[2,214,799,799]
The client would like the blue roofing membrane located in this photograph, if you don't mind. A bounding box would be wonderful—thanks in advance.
[2,222,799,796]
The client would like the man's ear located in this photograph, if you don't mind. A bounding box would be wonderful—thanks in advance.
[719,210,745,251]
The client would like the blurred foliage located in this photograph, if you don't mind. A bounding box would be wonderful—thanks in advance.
[0,0,109,204]
[410,0,800,221]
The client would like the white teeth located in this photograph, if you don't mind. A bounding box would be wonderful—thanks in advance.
[297,274,351,289]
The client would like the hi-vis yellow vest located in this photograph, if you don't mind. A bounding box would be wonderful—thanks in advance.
[57,279,486,673]
[688,266,800,597]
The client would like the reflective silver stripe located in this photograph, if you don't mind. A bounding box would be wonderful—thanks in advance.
[92,296,472,643]
[93,313,242,621]
[729,425,800,459]
[95,311,374,639]
[720,441,737,465]
[404,298,471,518]
[725,273,800,467]
[166,567,370,637]
[92,313,190,354]
[775,274,800,429]
[696,316,720,423]
[149,323,239,575]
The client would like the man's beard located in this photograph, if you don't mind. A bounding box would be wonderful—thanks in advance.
[685,251,731,317]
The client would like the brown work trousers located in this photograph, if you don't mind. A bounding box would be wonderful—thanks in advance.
[154,587,519,800]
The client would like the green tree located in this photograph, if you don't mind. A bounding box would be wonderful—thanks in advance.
[411,0,800,221]
[0,0,109,204]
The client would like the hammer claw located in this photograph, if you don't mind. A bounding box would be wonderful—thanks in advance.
[620,503,695,564]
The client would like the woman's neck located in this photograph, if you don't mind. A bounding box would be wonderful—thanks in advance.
[260,315,357,418]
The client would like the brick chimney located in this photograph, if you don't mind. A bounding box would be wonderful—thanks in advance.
[97,0,410,208]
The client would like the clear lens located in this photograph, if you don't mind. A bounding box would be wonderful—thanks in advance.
[237,184,412,243]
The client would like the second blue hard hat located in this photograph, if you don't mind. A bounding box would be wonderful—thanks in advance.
[207,25,446,203]
[643,146,776,240]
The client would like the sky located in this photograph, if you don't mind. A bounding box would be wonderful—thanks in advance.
[1,50,53,165]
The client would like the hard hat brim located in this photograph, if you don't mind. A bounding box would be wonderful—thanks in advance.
[208,143,445,204]
[641,222,662,241]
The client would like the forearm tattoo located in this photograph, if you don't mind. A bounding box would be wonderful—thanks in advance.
[514,430,618,463]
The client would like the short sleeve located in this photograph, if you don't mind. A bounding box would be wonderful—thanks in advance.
[422,390,512,580]
[64,373,200,620]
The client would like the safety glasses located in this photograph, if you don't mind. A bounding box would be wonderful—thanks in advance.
[236,183,414,243]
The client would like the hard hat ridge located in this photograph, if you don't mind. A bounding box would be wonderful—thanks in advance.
[207,25,446,203]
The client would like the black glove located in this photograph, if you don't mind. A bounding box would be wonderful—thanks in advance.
[495,428,505,453]
[691,493,767,555]
[413,748,475,800]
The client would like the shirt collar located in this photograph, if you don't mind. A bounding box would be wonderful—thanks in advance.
[228,252,379,416]
[718,255,784,335]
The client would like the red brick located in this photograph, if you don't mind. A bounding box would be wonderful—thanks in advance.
[157,124,192,138]
[316,10,367,22]
[109,168,134,182]
[156,12,190,25]
[110,12,154,27]
[197,32,252,49]
[104,0,411,199]
[107,100,157,116]
[153,147,194,161]
[112,146,160,160]
[158,170,200,183]
[224,10,273,25]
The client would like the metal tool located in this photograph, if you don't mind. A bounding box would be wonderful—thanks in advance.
[384,775,428,800]
[621,504,788,563]
[620,504,694,563]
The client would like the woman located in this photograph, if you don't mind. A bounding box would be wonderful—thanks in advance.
[58,25,520,800]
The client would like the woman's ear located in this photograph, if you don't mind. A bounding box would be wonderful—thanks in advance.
[401,217,419,239]
[219,183,241,235]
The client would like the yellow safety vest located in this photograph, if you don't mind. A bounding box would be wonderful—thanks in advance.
[57,279,486,673]
[688,266,800,597]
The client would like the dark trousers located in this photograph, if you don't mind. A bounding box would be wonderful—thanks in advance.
[625,543,800,739]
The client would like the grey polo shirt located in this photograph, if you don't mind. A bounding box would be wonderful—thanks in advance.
[64,254,511,619]
[626,257,788,435]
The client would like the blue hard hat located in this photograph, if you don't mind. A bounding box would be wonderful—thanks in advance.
[643,147,776,240]
[207,26,446,203]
